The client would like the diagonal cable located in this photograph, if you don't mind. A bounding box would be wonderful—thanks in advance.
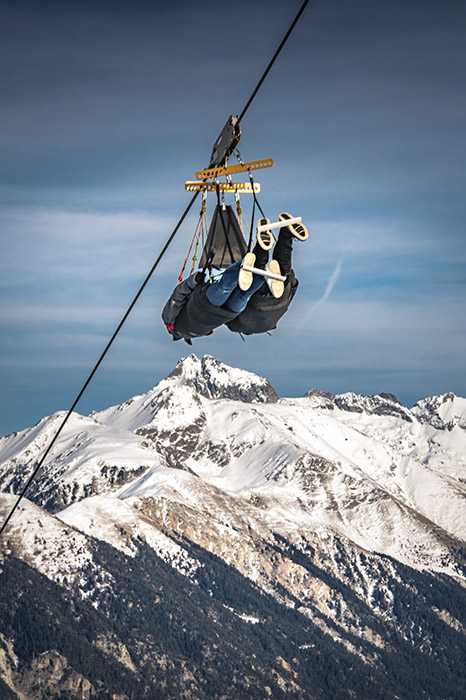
[0,0,310,536]
[238,0,310,124]
[0,192,199,536]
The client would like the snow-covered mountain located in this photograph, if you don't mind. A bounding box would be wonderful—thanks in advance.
[1,354,464,574]
[1,354,465,700]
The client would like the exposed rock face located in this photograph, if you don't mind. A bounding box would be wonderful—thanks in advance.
[304,389,413,421]
[135,385,208,470]
[412,392,466,430]
[166,354,279,403]
[20,652,94,700]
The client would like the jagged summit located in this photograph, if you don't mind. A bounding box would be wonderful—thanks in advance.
[304,389,412,421]
[302,388,466,430]
[164,354,279,404]
[412,392,466,431]
[87,355,277,435]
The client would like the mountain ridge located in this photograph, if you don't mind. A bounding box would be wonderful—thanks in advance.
[1,354,465,571]
[1,354,465,699]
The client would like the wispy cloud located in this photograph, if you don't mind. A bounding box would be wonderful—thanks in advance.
[293,259,343,331]
[315,258,343,306]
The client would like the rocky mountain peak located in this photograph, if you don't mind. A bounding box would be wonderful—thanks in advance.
[333,391,412,421]
[412,392,466,430]
[303,388,412,421]
[165,354,279,403]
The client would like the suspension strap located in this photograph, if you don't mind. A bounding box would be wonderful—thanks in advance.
[249,195,256,252]
[190,193,207,274]
[248,170,266,219]
[178,217,201,283]
[246,171,262,251]
[235,191,244,235]
[178,195,206,283]
[216,182,235,263]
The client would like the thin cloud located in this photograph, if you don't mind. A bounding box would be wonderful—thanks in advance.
[317,258,343,307]
[294,259,343,331]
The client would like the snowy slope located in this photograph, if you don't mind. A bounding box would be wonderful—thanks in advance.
[0,409,162,512]
[0,493,93,585]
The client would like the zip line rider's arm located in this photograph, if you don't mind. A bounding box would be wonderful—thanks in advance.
[161,271,204,331]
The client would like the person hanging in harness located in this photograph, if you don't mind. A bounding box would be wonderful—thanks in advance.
[162,251,264,344]
[161,213,308,343]
[227,212,308,335]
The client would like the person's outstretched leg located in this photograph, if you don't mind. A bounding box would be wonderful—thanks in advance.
[205,253,256,307]
[274,214,308,278]
[252,241,269,269]
[225,273,265,313]
[273,228,294,279]
[205,260,243,307]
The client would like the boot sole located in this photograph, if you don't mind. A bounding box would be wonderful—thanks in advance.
[257,218,274,250]
[266,260,284,298]
[239,252,256,290]
[279,212,308,241]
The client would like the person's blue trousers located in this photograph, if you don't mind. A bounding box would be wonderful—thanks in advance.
[205,260,265,312]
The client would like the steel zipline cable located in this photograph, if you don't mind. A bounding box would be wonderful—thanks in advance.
[0,192,200,537]
[237,0,310,125]
[0,0,310,537]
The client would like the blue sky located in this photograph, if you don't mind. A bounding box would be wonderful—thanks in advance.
[1,0,465,435]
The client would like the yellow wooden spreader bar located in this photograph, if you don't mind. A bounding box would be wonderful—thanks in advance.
[185,181,261,193]
[195,158,274,181]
